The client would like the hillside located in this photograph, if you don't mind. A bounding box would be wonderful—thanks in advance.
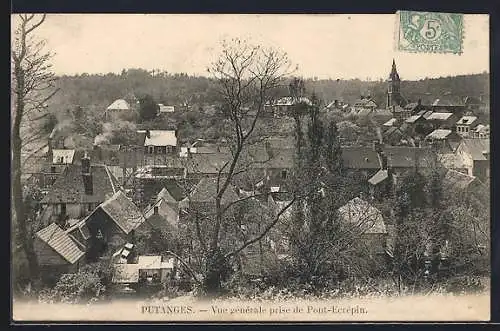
[47,69,489,115]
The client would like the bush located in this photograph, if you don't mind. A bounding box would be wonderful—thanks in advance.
[38,263,108,304]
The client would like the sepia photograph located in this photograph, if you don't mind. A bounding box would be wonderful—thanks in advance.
[11,13,490,322]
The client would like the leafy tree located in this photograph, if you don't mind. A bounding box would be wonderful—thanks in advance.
[138,94,159,121]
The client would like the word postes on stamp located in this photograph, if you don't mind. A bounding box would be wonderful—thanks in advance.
[396,11,464,54]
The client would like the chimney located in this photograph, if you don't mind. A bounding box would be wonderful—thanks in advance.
[153,206,159,215]
[93,144,102,161]
[418,99,422,106]
[82,152,93,195]
[145,130,151,139]
[334,99,339,108]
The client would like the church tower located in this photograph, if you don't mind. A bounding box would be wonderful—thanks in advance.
[386,59,402,109]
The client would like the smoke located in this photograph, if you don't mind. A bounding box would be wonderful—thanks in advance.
[94,122,114,146]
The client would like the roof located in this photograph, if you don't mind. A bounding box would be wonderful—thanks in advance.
[354,98,377,107]
[187,177,239,205]
[112,264,139,283]
[144,130,177,147]
[99,191,146,234]
[137,255,162,269]
[456,116,478,125]
[427,112,454,121]
[432,98,463,107]
[158,104,175,113]
[383,118,397,127]
[383,146,435,168]
[422,111,434,119]
[368,169,389,186]
[474,124,489,133]
[341,147,380,169]
[144,199,179,231]
[107,99,130,111]
[156,187,178,204]
[36,223,85,264]
[338,197,387,234]
[383,126,402,138]
[52,149,76,164]
[443,169,481,191]
[405,115,423,124]
[273,97,312,106]
[426,129,452,140]
[404,102,420,111]
[458,139,490,160]
[41,164,120,204]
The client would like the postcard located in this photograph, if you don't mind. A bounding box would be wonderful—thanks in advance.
[11,12,490,322]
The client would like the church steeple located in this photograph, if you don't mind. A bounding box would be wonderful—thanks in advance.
[387,59,402,109]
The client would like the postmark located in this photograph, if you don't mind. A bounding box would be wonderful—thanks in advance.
[396,11,464,54]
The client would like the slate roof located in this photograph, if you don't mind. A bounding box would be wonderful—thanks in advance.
[156,187,178,204]
[41,164,120,204]
[404,102,420,111]
[341,146,435,169]
[144,199,179,231]
[341,147,380,169]
[36,223,85,264]
[405,115,423,124]
[458,139,490,160]
[383,118,397,127]
[426,129,452,140]
[338,197,387,234]
[443,169,481,191]
[137,255,162,269]
[144,130,177,147]
[427,112,454,121]
[99,191,146,234]
[107,99,130,111]
[187,177,239,205]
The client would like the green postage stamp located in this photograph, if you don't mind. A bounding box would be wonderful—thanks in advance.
[396,11,464,54]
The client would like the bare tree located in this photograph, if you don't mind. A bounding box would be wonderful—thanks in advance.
[183,38,297,294]
[12,14,58,281]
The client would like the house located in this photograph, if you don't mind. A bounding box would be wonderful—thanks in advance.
[463,96,483,112]
[112,255,175,290]
[404,100,426,114]
[140,130,178,155]
[180,177,239,211]
[34,223,86,280]
[85,190,146,259]
[442,169,488,202]
[383,118,398,128]
[454,139,490,183]
[265,97,312,117]
[367,150,393,200]
[142,187,180,234]
[382,126,404,145]
[391,105,412,122]
[325,99,349,112]
[353,97,378,112]
[472,124,490,139]
[158,104,175,113]
[105,99,132,121]
[430,98,466,115]
[39,154,120,226]
[455,116,478,138]
[426,112,459,130]
[404,114,431,136]
[425,129,462,152]
[338,197,388,256]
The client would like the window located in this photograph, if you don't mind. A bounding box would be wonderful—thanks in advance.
[148,146,154,154]
[50,166,56,173]
[281,170,288,180]
[60,203,67,216]
[88,203,94,211]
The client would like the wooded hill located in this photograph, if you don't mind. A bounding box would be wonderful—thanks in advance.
[48,69,489,114]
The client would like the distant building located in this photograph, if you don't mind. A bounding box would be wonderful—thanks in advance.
[353,97,378,111]
[472,124,489,139]
[158,104,175,113]
[425,129,462,152]
[265,97,312,117]
[139,130,178,155]
[455,115,478,138]
[454,139,490,182]
[105,99,132,121]
[386,59,407,111]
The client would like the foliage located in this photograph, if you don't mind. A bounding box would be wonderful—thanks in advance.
[38,263,108,304]
[138,94,159,121]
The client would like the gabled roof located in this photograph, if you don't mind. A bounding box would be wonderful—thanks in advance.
[338,197,387,234]
[383,126,403,138]
[52,149,76,164]
[383,118,397,127]
[426,129,452,140]
[99,191,146,234]
[112,264,139,284]
[144,130,177,147]
[137,255,162,269]
[405,115,423,124]
[404,102,420,111]
[107,99,130,111]
[187,177,239,205]
[456,116,478,125]
[341,147,380,169]
[144,199,178,231]
[368,169,388,186]
[443,169,483,191]
[458,139,490,160]
[41,164,120,204]
[273,97,312,106]
[156,187,178,204]
[36,223,85,264]
[383,146,435,168]
[474,124,489,133]
[427,112,454,121]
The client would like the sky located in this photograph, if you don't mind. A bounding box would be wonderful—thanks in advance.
[13,14,490,80]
